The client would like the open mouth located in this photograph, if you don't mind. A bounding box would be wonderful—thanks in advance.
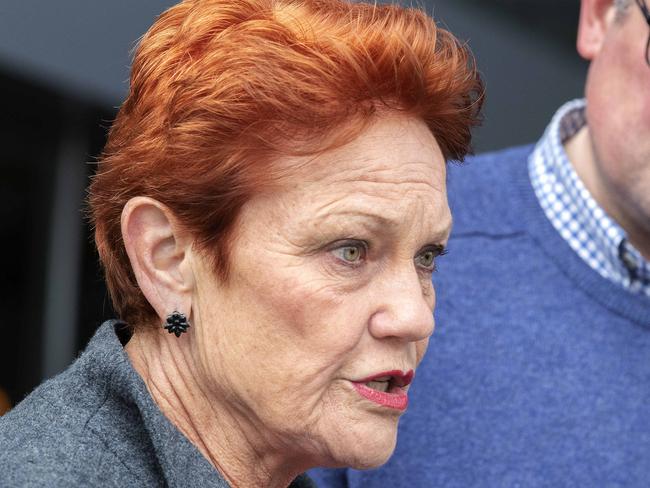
[352,370,414,411]
[364,374,409,393]
[365,378,392,393]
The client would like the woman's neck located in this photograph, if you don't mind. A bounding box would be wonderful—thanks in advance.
[124,329,307,488]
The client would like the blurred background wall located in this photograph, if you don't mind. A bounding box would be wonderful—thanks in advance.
[0,0,587,411]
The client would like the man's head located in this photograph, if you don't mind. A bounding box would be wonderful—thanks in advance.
[573,0,650,257]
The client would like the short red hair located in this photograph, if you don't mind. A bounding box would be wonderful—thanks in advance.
[89,0,483,328]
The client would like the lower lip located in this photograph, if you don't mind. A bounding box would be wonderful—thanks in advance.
[352,382,408,411]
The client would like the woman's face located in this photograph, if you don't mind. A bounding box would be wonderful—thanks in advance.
[191,113,451,469]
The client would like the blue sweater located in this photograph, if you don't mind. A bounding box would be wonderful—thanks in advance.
[310,145,650,487]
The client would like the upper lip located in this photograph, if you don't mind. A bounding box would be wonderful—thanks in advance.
[353,369,414,388]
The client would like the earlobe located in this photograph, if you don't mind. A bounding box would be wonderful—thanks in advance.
[121,197,193,324]
[577,0,617,60]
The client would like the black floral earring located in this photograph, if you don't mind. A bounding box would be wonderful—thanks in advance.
[164,311,190,337]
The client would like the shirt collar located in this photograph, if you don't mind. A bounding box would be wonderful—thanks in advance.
[529,99,650,296]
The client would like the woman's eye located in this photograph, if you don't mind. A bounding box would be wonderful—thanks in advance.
[416,246,446,271]
[331,242,366,264]
[416,250,436,270]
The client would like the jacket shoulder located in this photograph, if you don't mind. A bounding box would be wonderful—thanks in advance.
[0,357,151,486]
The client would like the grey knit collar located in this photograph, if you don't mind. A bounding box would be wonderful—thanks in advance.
[94,320,316,488]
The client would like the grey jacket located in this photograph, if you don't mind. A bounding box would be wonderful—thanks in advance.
[0,321,316,488]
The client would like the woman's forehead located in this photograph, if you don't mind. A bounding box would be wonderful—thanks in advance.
[274,114,446,187]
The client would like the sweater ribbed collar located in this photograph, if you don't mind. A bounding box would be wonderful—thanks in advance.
[529,99,650,297]
[509,149,650,327]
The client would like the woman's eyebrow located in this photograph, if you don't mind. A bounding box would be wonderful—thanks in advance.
[314,210,452,242]
[314,210,395,230]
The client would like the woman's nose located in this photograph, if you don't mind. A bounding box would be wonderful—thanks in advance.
[367,268,435,342]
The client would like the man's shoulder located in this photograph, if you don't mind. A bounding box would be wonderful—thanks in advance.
[465,144,534,165]
[449,144,534,197]
[446,144,535,236]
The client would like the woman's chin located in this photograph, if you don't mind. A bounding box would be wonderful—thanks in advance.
[323,420,399,470]
[344,442,397,471]
[349,450,395,471]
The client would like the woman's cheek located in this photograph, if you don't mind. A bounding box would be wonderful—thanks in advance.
[415,338,430,365]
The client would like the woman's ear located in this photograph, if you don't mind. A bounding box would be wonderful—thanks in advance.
[577,0,617,60]
[121,197,194,323]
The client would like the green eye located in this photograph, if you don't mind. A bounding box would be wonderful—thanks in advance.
[342,246,361,262]
[332,242,366,264]
[416,246,447,271]
[417,250,435,270]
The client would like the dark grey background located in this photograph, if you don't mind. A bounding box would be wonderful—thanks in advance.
[0,1,587,406]
[0,0,587,149]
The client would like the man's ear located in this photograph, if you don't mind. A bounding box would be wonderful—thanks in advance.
[577,0,617,60]
[121,197,194,324]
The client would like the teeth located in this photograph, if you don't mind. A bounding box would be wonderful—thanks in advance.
[372,376,392,382]
[366,380,390,392]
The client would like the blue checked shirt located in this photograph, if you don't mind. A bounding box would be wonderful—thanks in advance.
[529,99,650,297]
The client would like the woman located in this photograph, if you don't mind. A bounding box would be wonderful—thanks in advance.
[0,0,482,486]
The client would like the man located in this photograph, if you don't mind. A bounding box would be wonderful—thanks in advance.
[311,0,650,485]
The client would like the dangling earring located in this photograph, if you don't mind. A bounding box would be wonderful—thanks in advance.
[164,311,190,337]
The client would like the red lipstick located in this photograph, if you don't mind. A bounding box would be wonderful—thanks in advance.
[352,370,414,411]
